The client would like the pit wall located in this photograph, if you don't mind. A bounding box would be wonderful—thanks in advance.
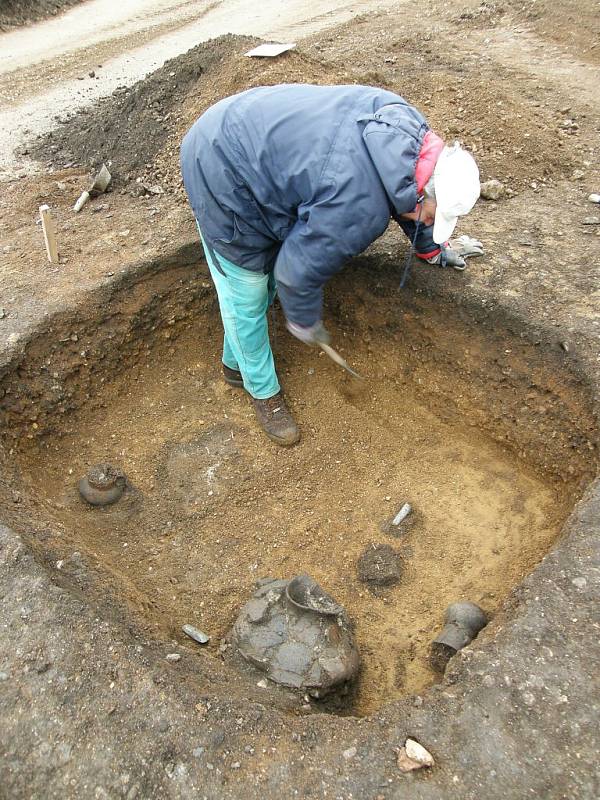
[0,246,597,488]
[343,256,599,488]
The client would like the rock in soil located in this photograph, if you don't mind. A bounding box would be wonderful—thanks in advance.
[397,738,435,772]
[480,179,506,200]
[182,624,209,645]
[357,544,402,587]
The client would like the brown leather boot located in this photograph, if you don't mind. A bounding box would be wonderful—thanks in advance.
[223,364,244,388]
[252,393,300,446]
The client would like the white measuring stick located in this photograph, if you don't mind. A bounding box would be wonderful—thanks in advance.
[39,204,58,263]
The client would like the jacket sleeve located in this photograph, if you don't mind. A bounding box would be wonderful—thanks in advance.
[274,187,386,327]
[395,217,441,259]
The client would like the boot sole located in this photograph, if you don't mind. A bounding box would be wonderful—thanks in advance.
[264,429,301,447]
[224,375,244,388]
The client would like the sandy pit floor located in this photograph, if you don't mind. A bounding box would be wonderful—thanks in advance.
[16,310,565,714]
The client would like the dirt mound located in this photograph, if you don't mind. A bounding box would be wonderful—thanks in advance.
[30,34,359,203]
[31,9,584,204]
[0,0,81,29]
[30,35,257,179]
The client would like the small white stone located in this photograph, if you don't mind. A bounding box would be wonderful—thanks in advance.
[588,193,600,204]
[522,691,536,707]
[571,577,587,589]
[342,747,357,760]
[166,653,181,663]
[257,679,268,688]
[405,739,435,767]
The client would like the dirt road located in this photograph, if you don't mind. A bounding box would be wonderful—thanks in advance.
[0,0,397,177]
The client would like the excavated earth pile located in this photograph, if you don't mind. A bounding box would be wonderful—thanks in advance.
[1,2,600,798]
[0,0,82,30]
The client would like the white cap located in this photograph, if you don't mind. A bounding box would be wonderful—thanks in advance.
[432,143,480,244]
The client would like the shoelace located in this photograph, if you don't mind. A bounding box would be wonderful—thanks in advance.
[261,396,282,414]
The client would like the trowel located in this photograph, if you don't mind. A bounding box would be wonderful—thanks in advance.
[73,163,112,212]
[320,342,363,379]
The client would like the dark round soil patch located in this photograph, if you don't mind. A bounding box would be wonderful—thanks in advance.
[357,544,402,587]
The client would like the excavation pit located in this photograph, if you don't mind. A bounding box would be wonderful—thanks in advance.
[0,251,596,716]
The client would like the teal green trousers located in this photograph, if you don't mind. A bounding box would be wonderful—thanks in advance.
[198,230,280,400]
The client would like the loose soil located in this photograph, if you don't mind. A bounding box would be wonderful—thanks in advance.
[0,0,82,29]
[2,257,592,714]
[1,0,599,735]
[357,544,403,589]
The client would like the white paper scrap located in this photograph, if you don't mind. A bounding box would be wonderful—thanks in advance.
[245,43,296,58]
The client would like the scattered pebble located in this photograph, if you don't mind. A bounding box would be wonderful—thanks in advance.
[581,216,600,225]
[0,308,6,319]
[182,624,209,645]
[522,691,536,707]
[571,577,587,589]
[397,739,434,772]
[256,679,268,688]
[588,193,600,204]
[480,179,505,200]
[166,653,181,662]
[342,747,357,760]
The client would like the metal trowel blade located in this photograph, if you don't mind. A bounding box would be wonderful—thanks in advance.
[320,343,363,379]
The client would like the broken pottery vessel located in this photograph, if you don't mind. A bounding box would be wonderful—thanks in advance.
[430,601,488,671]
[230,575,359,697]
[78,463,126,506]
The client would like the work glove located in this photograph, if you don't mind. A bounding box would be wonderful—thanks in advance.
[286,320,331,347]
[450,235,484,258]
[425,236,484,271]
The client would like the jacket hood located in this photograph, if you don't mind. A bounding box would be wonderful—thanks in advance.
[359,102,429,216]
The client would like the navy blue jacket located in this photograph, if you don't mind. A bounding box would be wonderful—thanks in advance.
[181,84,436,326]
